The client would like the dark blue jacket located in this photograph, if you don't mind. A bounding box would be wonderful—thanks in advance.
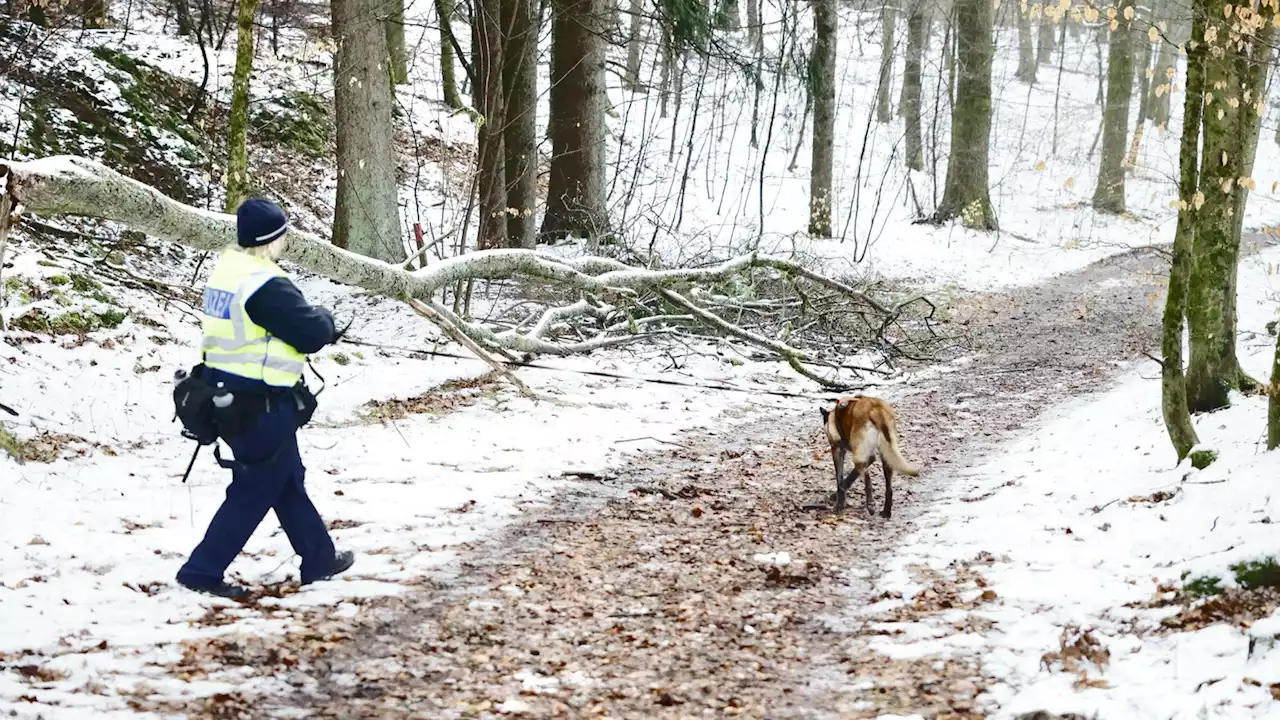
[205,277,336,392]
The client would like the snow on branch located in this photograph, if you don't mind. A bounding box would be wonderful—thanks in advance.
[3,156,939,388]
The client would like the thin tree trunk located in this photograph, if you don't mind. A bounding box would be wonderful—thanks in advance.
[877,0,895,123]
[332,0,405,261]
[1015,0,1036,83]
[386,0,409,85]
[746,0,761,53]
[503,0,538,248]
[659,22,673,117]
[1095,25,1106,105]
[1161,7,1204,460]
[173,0,194,35]
[473,0,507,249]
[541,0,609,242]
[1092,2,1134,214]
[624,0,644,91]
[225,0,260,212]
[716,0,740,30]
[1036,9,1055,64]
[1127,20,1155,167]
[1149,35,1175,128]
[809,0,836,237]
[903,5,925,171]
[932,0,996,228]
[436,0,463,108]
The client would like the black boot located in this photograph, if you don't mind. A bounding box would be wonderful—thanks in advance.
[177,577,249,600]
[303,550,355,585]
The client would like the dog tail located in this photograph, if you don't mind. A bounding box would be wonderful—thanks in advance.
[872,408,919,476]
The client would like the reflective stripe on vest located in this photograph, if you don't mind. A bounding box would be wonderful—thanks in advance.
[200,250,306,387]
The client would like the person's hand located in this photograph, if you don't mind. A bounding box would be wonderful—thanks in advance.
[332,314,354,343]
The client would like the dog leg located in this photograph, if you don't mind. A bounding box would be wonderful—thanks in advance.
[833,447,848,511]
[861,463,874,515]
[881,456,895,519]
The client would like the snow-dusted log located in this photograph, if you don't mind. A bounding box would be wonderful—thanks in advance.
[3,156,936,388]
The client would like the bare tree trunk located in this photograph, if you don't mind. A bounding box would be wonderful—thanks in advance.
[624,0,644,91]
[503,0,538,248]
[473,0,507,249]
[746,0,761,53]
[932,0,996,229]
[1149,33,1175,128]
[386,0,408,84]
[903,4,925,171]
[436,0,463,108]
[1127,19,1154,167]
[541,0,609,242]
[1092,2,1134,214]
[1036,9,1055,64]
[332,0,405,261]
[809,0,836,237]
[225,0,260,212]
[1015,0,1035,84]
[1094,25,1106,105]
[1161,7,1204,461]
[716,0,740,30]
[659,22,673,117]
[877,0,895,123]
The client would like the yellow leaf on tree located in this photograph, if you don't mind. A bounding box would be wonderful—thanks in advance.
[1145,67,1155,79]
[1206,91,1215,105]
[1059,0,1070,10]
[1084,6,1099,22]
[1035,160,1047,171]
[1148,25,1160,41]
[1159,20,1168,31]
[1272,180,1278,193]
[1110,18,1119,30]
[1124,5,1135,21]
[1242,177,1257,191]
[1193,191,1206,209]
[1107,6,1117,19]
[1224,4,1233,18]
[1219,107,1226,120]
[1065,176,1076,189]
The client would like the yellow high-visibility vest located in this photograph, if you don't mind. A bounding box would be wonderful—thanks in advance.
[200,250,305,387]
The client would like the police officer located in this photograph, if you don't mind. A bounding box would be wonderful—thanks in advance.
[176,197,353,599]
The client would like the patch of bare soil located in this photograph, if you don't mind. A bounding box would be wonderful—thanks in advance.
[133,243,1184,718]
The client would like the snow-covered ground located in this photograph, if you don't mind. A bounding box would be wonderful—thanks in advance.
[5,0,1280,715]
[862,244,1280,717]
[0,236,818,715]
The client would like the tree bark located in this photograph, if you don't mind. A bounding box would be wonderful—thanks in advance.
[1185,0,1269,412]
[1161,7,1204,461]
[715,0,740,31]
[503,0,538,248]
[808,0,836,237]
[746,0,761,53]
[473,0,507,249]
[436,0,463,109]
[931,0,996,229]
[332,0,405,262]
[1015,0,1036,84]
[1036,8,1055,65]
[1126,15,1155,168]
[1092,1,1134,214]
[225,0,260,213]
[1149,33,1175,128]
[541,0,609,243]
[624,0,644,92]
[386,0,408,84]
[903,5,925,171]
[877,0,896,123]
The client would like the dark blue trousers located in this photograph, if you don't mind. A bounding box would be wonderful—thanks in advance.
[177,397,336,586]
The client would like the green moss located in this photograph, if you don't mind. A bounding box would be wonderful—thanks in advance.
[1183,574,1224,598]
[1231,557,1280,590]
[251,91,331,158]
[12,307,127,335]
[1190,449,1217,470]
[68,273,100,293]
[0,425,22,461]
[48,275,69,286]
[16,46,210,202]
[331,352,351,366]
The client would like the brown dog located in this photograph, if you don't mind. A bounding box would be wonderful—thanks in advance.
[819,395,919,517]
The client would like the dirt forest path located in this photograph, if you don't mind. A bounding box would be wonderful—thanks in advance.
[154,242,1190,719]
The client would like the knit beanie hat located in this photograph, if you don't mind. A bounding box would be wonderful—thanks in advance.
[236,197,289,248]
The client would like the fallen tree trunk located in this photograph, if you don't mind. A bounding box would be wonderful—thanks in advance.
[2,156,937,389]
